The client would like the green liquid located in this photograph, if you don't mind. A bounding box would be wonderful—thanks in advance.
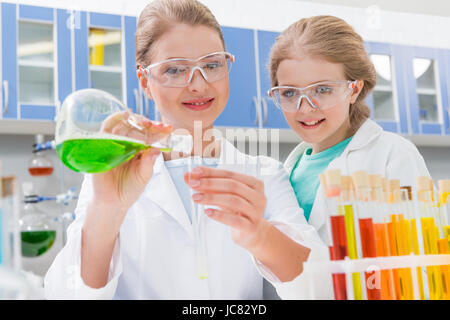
[56,138,149,173]
[21,230,56,257]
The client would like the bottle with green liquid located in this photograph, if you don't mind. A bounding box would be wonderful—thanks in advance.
[19,192,57,258]
[55,88,192,173]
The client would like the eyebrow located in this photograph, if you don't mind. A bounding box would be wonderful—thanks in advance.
[279,79,337,87]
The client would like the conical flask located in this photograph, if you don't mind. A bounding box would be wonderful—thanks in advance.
[55,89,192,173]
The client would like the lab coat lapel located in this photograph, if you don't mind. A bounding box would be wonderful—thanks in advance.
[144,154,194,239]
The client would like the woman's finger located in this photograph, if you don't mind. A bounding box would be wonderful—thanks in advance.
[204,208,253,230]
[186,166,265,192]
[185,176,261,206]
[192,192,255,220]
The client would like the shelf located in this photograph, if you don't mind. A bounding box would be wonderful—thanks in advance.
[89,65,122,73]
[0,119,55,135]
[215,126,450,147]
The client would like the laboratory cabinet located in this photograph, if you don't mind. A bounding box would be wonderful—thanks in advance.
[1,3,72,121]
[0,3,139,125]
[1,3,450,140]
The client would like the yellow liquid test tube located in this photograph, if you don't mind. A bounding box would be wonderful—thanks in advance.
[388,181,414,300]
[418,177,444,300]
[340,176,363,300]
[438,180,450,299]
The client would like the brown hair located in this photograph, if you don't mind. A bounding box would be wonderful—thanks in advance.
[269,15,377,129]
[135,0,225,67]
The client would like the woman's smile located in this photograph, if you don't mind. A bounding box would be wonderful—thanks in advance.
[181,97,215,111]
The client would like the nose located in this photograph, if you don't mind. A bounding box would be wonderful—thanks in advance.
[186,67,209,93]
[297,95,318,112]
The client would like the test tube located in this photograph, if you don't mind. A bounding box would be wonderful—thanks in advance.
[321,170,348,300]
[187,157,208,280]
[352,171,381,300]
[369,174,396,300]
[340,175,363,300]
[387,179,414,299]
[399,186,424,299]
[437,180,450,299]
[416,176,443,300]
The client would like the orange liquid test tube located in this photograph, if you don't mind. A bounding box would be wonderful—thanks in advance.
[352,171,381,300]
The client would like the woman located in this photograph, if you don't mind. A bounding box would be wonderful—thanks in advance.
[268,16,431,244]
[44,0,328,300]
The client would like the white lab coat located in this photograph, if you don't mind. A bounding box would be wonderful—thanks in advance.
[281,118,432,299]
[44,138,328,300]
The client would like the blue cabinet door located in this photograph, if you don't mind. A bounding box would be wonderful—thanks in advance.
[257,30,289,129]
[365,42,409,134]
[1,3,18,119]
[445,49,450,135]
[403,46,447,135]
[1,4,67,121]
[215,27,259,128]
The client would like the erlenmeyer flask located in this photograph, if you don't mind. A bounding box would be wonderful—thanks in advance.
[55,89,192,173]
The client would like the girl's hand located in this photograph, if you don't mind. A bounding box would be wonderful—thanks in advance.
[91,112,173,226]
[184,167,270,251]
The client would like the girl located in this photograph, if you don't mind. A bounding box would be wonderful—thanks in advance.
[44,0,327,299]
[268,16,431,245]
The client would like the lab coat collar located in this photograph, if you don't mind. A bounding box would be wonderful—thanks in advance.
[284,118,383,174]
[144,137,246,240]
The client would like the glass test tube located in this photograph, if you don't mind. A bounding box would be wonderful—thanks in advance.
[352,171,381,300]
[399,186,425,300]
[369,174,396,300]
[340,175,363,300]
[387,180,414,300]
[187,157,208,280]
[416,176,443,300]
[437,180,450,299]
[321,171,348,300]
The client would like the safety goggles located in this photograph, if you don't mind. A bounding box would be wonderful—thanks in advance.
[268,80,357,112]
[141,51,235,88]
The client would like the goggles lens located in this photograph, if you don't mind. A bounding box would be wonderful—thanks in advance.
[144,52,234,88]
[268,81,356,112]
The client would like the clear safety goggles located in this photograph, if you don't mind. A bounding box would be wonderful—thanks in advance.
[268,80,357,112]
[141,51,235,88]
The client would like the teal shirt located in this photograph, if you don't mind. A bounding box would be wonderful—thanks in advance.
[289,136,353,222]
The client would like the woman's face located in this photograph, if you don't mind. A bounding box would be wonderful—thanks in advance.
[139,24,229,133]
[275,53,362,152]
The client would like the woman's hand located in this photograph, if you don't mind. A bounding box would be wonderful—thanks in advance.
[184,166,270,251]
[92,111,173,226]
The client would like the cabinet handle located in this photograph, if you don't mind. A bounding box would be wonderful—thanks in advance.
[253,96,262,128]
[133,88,141,114]
[261,97,268,126]
[3,80,8,114]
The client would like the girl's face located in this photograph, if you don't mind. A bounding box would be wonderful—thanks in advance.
[139,24,229,133]
[276,54,362,153]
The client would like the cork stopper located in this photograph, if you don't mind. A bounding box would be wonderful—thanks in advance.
[325,169,341,186]
[388,179,400,193]
[368,174,382,188]
[323,170,341,198]
[438,180,450,193]
[388,179,401,203]
[382,178,388,192]
[341,176,353,190]
[400,186,412,201]
[416,176,431,191]
[352,171,369,189]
